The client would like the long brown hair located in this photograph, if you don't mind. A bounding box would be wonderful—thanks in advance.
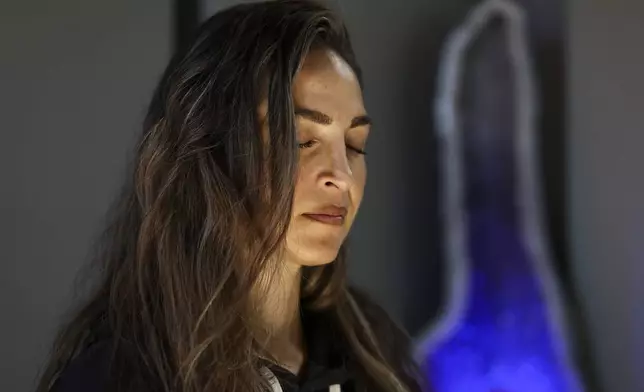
[37,1,424,391]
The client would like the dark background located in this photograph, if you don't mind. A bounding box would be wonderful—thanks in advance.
[2,0,643,391]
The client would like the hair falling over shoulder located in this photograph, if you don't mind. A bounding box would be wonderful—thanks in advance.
[37,1,424,391]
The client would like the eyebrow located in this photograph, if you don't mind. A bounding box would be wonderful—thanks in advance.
[294,107,372,129]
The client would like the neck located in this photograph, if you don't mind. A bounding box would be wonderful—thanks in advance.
[254,261,305,374]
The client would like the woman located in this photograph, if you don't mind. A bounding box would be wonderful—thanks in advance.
[37,1,425,391]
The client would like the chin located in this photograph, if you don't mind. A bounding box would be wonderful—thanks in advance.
[286,246,341,267]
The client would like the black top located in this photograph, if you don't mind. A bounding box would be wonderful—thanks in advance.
[51,311,357,392]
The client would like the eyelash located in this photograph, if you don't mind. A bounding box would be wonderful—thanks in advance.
[298,140,316,149]
[298,140,367,155]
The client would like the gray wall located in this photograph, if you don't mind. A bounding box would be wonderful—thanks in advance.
[569,1,644,391]
[1,1,171,390]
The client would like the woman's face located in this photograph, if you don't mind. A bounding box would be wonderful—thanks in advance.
[285,49,369,267]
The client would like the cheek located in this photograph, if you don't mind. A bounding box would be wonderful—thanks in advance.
[292,157,312,202]
[351,159,367,207]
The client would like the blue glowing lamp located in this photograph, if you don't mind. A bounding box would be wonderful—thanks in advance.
[415,1,584,391]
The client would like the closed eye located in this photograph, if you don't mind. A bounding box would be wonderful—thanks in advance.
[298,140,317,149]
[298,140,367,155]
[347,145,367,155]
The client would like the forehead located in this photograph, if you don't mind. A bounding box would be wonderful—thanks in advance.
[292,49,365,120]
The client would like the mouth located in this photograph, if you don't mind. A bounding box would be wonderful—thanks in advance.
[303,213,345,226]
[302,206,348,226]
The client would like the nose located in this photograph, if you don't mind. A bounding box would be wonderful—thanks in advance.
[317,144,353,192]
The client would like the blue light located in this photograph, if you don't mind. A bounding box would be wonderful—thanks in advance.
[422,1,584,389]
[421,210,578,392]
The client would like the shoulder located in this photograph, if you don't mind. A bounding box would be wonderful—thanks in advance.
[51,336,152,392]
[346,286,416,362]
[347,286,410,341]
[347,286,427,392]
[51,340,114,392]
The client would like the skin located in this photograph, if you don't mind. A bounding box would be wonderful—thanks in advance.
[287,48,369,267]
[256,48,369,374]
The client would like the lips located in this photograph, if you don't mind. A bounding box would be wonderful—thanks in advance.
[302,206,347,226]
